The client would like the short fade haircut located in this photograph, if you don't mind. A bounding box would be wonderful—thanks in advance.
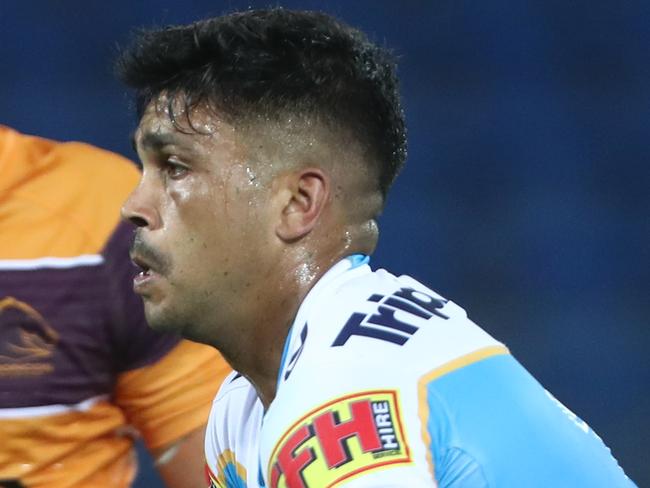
[117,8,407,197]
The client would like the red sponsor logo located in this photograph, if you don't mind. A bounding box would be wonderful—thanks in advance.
[268,390,410,487]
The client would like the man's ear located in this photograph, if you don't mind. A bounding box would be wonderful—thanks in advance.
[275,168,329,242]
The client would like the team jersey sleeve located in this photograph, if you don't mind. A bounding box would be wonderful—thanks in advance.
[419,350,638,487]
[102,220,230,449]
[115,340,230,449]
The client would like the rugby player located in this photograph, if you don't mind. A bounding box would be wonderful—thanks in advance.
[118,9,636,487]
[0,126,230,487]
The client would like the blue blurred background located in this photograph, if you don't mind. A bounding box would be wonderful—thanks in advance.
[1,0,647,485]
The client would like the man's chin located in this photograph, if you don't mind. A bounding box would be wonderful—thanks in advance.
[143,304,183,335]
[142,302,209,344]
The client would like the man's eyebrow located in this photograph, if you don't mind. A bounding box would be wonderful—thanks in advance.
[134,131,179,151]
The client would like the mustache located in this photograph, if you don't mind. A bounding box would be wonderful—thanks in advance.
[129,231,171,274]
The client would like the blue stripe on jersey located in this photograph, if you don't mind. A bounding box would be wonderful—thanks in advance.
[347,253,369,268]
[424,354,636,487]
[275,324,293,393]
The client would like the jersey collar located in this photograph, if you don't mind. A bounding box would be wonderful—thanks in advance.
[275,254,370,391]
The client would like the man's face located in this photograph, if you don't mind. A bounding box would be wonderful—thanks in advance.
[122,98,276,340]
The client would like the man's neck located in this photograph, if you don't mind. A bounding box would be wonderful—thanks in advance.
[231,249,353,409]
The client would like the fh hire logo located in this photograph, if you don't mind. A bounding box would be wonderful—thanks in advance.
[268,390,411,488]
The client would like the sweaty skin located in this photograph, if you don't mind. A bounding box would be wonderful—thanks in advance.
[123,96,379,406]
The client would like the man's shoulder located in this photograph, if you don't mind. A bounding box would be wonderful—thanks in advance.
[208,371,263,444]
[33,140,140,243]
[269,266,503,425]
[2,129,141,257]
[205,371,263,487]
[300,267,500,372]
[4,127,139,193]
[263,266,505,487]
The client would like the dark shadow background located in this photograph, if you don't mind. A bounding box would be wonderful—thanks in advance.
[1,1,647,485]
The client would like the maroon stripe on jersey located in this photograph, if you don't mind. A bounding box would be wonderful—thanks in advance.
[0,221,179,409]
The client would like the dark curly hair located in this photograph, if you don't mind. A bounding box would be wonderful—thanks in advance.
[116,8,407,196]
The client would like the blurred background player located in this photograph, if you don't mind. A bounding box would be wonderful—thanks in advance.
[0,125,230,487]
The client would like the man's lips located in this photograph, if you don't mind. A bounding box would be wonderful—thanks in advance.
[130,254,159,292]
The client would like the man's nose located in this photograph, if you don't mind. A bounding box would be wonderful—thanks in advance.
[121,180,161,229]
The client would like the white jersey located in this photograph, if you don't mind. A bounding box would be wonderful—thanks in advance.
[205,256,635,487]
[205,371,263,487]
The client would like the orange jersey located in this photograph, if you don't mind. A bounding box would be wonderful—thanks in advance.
[0,126,230,487]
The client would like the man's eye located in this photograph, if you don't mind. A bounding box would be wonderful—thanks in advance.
[164,159,189,179]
